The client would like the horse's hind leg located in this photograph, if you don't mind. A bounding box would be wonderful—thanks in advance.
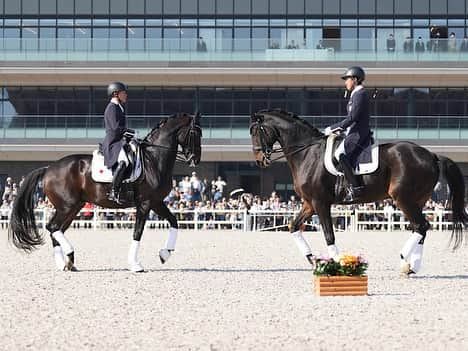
[393,198,430,276]
[47,206,83,271]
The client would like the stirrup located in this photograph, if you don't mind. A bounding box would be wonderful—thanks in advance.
[343,186,364,202]
[343,188,355,202]
[108,190,122,204]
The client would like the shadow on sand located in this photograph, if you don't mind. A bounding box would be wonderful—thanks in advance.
[74,267,312,273]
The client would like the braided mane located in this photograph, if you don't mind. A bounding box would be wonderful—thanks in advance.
[146,112,191,139]
[257,109,324,137]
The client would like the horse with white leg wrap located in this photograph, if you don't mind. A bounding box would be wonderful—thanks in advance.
[9,113,202,272]
[250,109,468,276]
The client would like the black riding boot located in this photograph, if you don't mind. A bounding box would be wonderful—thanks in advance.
[108,161,127,204]
[338,154,364,202]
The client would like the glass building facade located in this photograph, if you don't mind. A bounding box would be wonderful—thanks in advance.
[1,86,468,117]
[1,0,468,52]
[2,0,468,196]
[1,0,467,134]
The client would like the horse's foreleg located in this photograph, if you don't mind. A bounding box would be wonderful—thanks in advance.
[128,202,150,272]
[313,201,340,260]
[290,204,314,264]
[153,202,178,264]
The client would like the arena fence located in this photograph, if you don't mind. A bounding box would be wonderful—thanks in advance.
[0,207,455,232]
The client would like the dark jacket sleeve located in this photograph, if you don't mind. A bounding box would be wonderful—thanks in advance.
[330,90,367,130]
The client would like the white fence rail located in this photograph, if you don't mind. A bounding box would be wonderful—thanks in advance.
[0,207,455,232]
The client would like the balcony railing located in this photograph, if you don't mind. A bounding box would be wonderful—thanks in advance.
[0,38,467,62]
[1,115,468,140]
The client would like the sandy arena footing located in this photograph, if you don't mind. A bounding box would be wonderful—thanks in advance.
[1,229,467,350]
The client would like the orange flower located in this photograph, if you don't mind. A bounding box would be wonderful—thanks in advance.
[339,254,358,266]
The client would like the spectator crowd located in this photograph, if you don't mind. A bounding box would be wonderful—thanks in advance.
[0,172,453,231]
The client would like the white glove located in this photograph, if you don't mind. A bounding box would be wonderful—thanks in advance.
[323,127,332,136]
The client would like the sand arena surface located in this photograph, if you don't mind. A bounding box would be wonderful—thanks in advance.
[0,228,467,350]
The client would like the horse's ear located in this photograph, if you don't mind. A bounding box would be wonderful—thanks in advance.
[159,118,168,128]
[250,113,258,123]
[194,111,201,126]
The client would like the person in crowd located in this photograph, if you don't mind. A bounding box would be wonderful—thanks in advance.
[19,175,25,188]
[316,40,325,49]
[214,176,227,201]
[2,177,12,203]
[0,200,10,229]
[190,172,202,203]
[179,176,192,198]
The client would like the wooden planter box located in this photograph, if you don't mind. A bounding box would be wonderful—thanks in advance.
[314,275,368,296]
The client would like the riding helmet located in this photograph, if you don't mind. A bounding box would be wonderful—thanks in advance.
[107,81,128,97]
[341,66,365,84]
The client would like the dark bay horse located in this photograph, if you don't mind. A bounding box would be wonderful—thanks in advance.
[9,113,202,272]
[250,109,468,275]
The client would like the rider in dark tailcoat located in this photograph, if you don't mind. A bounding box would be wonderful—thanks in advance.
[103,81,133,203]
[324,66,371,201]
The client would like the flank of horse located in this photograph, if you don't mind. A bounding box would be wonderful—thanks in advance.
[9,113,202,272]
[250,109,467,275]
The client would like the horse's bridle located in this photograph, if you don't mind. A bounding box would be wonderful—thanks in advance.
[178,117,202,166]
[249,117,278,163]
[141,116,202,166]
[250,114,323,164]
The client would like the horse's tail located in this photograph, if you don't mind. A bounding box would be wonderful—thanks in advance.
[8,167,47,252]
[438,156,468,250]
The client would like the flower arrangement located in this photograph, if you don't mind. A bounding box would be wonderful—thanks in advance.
[312,254,368,276]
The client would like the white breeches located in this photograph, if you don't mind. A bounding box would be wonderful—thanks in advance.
[118,147,130,166]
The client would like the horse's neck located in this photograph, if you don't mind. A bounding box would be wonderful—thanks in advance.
[276,125,323,174]
[145,134,178,175]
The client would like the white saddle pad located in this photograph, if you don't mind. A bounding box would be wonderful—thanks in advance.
[324,134,379,176]
[91,150,142,183]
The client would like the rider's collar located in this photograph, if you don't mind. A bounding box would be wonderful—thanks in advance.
[350,84,364,98]
[111,98,124,112]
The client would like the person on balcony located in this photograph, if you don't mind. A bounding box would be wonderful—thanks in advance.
[102,81,134,204]
[403,36,414,53]
[448,32,457,52]
[386,34,396,52]
[323,66,371,202]
[460,36,468,52]
[415,37,425,53]
[316,40,325,49]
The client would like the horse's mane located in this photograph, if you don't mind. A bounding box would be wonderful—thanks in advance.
[257,109,324,137]
[146,112,191,140]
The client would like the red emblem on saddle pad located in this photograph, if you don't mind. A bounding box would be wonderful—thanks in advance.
[99,169,104,173]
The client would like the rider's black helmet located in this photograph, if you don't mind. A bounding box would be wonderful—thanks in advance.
[341,66,365,84]
[107,81,128,97]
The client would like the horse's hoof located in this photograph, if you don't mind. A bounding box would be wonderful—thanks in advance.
[159,249,172,264]
[64,264,78,272]
[129,262,145,273]
[400,262,411,274]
